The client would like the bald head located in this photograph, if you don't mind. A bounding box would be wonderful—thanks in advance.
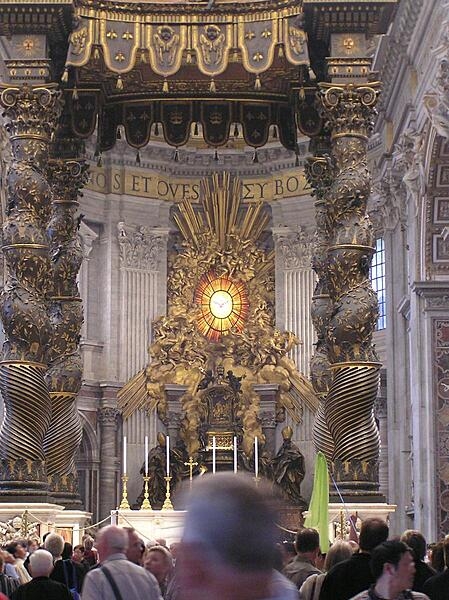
[183,472,278,572]
[96,526,128,562]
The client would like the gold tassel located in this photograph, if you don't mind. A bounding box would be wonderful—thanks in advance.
[154,122,160,136]
[116,128,122,140]
[136,150,141,166]
[299,86,306,101]
[209,79,216,93]
[61,68,69,83]
[233,123,239,137]
[254,75,261,91]
[140,50,146,63]
[186,51,192,64]
[72,86,79,100]
[97,154,102,167]
[253,149,259,163]
[93,47,100,60]
[194,122,199,136]
[174,148,179,162]
[278,44,284,58]
[116,76,123,90]
[163,79,169,93]
[295,152,300,167]
[214,149,219,161]
[272,125,278,139]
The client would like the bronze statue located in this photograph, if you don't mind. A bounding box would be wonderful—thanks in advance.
[271,426,305,506]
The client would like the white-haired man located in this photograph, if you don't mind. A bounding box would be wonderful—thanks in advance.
[11,549,72,600]
[177,472,299,600]
[81,525,162,600]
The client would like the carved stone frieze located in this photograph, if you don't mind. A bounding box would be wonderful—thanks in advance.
[273,226,314,270]
[424,53,449,140]
[395,129,426,216]
[370,163,408,232]
[117,222,165,271]
[259,410,276,428]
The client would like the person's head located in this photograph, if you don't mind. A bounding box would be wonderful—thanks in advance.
[370,540,415,594]
[400,530,426,562]
[5,540,27,560]
[27,538,40,554]
[179,473,279,600]
[29,549,54,578]
[124,527,145,565]
[323,540,353,572]
[83,535,94,551]
[96,526,128,562]
[62,542,73,561]
[358,518,389,553]
[428,541,445,572]
[295,528,320,560]
[44,533,65,560]
[279,541,296,567]
[144,545,173,583]
[72,545,85,563]
[169,542,180,560]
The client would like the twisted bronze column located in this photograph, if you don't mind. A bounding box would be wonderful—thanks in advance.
[43,153,88,506]
[0,84,61,498]
[319,83,382,498]
[306,154,335,461]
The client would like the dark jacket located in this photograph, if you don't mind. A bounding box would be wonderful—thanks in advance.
[0,573,19,598]
[412,560,435,593]
[319,552,374,600]
[11,576,72,600]
[50,559,85,593]
[423,568,449,600]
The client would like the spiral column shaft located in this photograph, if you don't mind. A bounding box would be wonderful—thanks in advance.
[319,83,382,498]
[306,154,335,461]
[0,84,61,498]
[43,140,88,505]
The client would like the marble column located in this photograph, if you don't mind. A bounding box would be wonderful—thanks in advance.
[98,406,120,519]
[0,84,61,499]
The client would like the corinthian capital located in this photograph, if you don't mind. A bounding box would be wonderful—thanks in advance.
[319,82,381,139]
[117,222,166,271]
[0,84,62,140]
[47,159,89,205]
[424,57,449,140]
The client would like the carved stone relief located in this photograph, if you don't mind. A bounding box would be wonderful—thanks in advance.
[273,226,314,270]
[117,222,165,271]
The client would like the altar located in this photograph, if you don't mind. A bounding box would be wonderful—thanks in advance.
[113,508,186,547]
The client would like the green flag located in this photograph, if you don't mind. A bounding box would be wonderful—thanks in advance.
[304,451,329,553]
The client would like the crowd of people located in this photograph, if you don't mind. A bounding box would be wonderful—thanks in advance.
[0,473,448,600]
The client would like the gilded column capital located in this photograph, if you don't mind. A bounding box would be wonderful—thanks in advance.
[319,82,381,139]
[47,159,89,206]
[0,84,62,141]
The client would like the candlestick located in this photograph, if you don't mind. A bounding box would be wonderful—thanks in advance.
[162,476,173,510]
[233,436,237,474]
[212,436,216,474]
[166,435,170,476]
[145,435,148,476]
[123,436,127,475]
[254,436,259,479]
[140,475,152,510]
[119,474,130,509]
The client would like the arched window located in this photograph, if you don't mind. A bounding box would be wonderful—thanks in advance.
[371,238,386,330]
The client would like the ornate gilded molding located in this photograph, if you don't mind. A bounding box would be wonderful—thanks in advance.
[117,222,166,271]
[66,5,308,78]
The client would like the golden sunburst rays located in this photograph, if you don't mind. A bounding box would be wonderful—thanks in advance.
[172,172,270,251]
[194,271,249,341]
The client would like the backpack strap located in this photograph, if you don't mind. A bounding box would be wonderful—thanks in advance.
[101,565,125,600]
